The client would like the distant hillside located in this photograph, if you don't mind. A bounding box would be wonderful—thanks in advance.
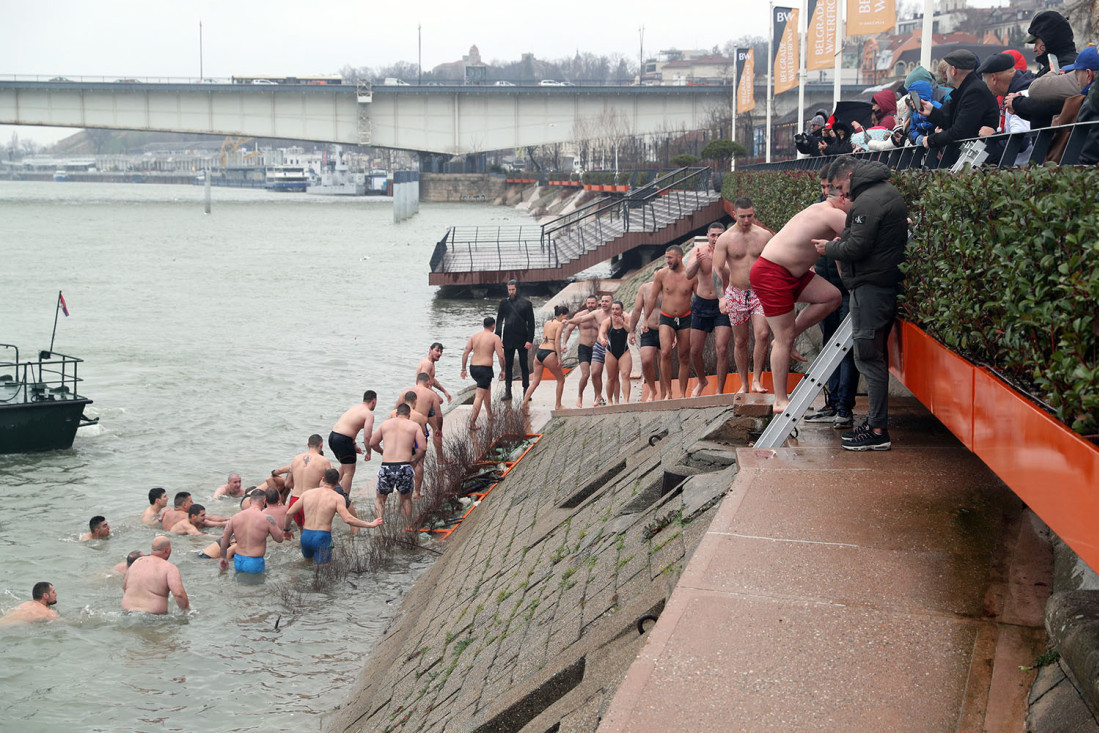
[48,129,229,155]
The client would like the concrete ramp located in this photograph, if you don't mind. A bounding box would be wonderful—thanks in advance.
[600,399,1052,732]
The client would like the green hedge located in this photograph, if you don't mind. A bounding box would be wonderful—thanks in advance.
[723,166,1098,439]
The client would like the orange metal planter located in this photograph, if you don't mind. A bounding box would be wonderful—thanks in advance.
[891,319,1099,572]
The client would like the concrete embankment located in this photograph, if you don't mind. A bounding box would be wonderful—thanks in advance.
[328,394,769,732]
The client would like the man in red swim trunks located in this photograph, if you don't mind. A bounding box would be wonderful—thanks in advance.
[748,170,849,413]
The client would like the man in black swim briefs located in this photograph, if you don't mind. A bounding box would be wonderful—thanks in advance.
[461,317,505,431]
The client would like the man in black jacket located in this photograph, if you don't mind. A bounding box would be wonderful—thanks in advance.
[814,156,907,451]
[494,279,535,401]
[920,49,999,167]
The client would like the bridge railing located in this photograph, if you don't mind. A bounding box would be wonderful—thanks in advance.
[742,119,1099,172]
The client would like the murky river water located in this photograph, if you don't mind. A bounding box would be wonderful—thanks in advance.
[0,181,531,731]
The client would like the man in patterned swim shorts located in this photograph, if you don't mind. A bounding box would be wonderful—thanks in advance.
[370,403,427,527]
[714,197,774,394]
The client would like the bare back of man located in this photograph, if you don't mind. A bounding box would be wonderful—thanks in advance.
[629,282,663,401]
[750,199,847,412]
[370,411,427,525]
[684,228,732,396]
[715,207,774,394]
[219,497,284,572]
[461,325,504,430]
[389,393,429,497]
[646,246,697,399]
[288,448,331,499]
[122,540,188,614]
[330,398,375,492]
[292,473,383,565]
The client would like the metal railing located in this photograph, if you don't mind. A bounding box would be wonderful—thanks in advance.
[0,344,88,405]
[742,119,1099,172]
[431,167,720,275]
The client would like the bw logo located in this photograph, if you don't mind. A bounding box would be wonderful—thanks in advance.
[854,214,866,224]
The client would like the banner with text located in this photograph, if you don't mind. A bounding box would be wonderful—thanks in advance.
[806,0,838,72]
[847,0,896,36]
[772,6,799,95]
[736,47,755,113]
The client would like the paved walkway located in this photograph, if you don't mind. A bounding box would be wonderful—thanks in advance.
[599,397,1053,732]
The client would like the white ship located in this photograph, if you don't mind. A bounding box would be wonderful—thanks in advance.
[265,165,309,192]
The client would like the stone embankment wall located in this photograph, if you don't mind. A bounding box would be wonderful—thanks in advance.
[330,396,768,732]
[420,173,509,203]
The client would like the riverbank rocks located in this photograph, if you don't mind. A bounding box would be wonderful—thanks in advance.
[329,399,761,732]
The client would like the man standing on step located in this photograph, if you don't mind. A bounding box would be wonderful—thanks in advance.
[494,280,535,402]
[684,224,733,396]
[813,156,907,451]
[646,244,696,400]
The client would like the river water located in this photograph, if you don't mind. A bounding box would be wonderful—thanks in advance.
[0,181,532,731]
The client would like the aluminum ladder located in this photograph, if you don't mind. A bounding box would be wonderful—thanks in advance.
[754,313,853,449]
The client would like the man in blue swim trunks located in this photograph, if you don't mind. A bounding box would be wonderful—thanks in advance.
[286,468,383,565]
[218,491,286,574]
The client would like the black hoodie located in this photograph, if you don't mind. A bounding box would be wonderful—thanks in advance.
[1013,10,1078,128]
[823,161,907,291]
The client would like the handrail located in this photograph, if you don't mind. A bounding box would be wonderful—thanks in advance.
[0,344,88,405]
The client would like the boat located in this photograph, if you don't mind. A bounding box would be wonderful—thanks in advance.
[53,170,68,182]
[265,165,309,192]
[0,344,98,453]
[307,147,366,196]
[365,170,391,196]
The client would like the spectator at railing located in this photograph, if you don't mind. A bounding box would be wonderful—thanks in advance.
[919,50,999,167]
[870,90,898,129]
[795,114,827,156]
[819,121,855,156]
[977,53,1034,164]
[864,126,907,153]
[1009,10,1077,130]
[906,79,941,147]
[1045,46,1099,163]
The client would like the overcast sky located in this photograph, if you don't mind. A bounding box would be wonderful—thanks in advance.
[2,0,1007,145]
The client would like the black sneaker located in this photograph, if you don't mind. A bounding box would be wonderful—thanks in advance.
[842,428,891,451]
[803,406,838,423]
[501,392,513,401]
[841,422,872,443]
[832,410,854,429]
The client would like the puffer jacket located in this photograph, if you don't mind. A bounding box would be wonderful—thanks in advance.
[824,160,908,290]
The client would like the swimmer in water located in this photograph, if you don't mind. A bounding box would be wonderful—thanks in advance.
[0,582,59,625]
[121,537,189,614]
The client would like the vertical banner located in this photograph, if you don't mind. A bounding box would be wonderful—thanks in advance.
[772,6,799,95]
[806,0,838,72]
[736,48,755,113]
[847,0,896,36]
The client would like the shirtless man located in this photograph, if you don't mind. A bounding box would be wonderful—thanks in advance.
[389,390,429,497]
[286,468,383,565]
[328,390,377,493]
[218,491,285,573]
[416,343,452,405]
[460,317,505,431]
[81,515,110,541]
[714,198,774,394]
[142,488,168,525]
[684,224,732,396]
[262,486,291,536]
[111,550,144,576]
[396,374,445,462]
[213,473,244,499]
[286,434,333,529]
[0,582,58,625]
[561,295,605,407]
[749,188,847,412]
[161,492,228,531]
[170,504,215,536]
[122,536,189,614]
[646,245,697,399]
[370,404,428,525]
[628,282,662,401]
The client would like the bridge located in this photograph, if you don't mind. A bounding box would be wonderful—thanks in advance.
[0,79,733,155]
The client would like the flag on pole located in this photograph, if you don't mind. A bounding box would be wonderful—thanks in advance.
[847,0,896,36]
[772,6,800,95]
[59,292,70,317]
[807,0,839,72]
[736,48,756,113]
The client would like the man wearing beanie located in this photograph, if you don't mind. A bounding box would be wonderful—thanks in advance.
[919,49,999,167]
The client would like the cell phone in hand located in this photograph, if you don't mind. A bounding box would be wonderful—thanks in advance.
[908,90,921,110]
[1049,55,1061,74]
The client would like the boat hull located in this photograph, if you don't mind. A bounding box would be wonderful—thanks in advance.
[0,397,93,453]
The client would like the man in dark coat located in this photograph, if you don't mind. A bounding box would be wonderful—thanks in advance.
[920,49,999,167]
[814,157,908,451]
[1009,10,1077,131]
[494,279,535,401]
